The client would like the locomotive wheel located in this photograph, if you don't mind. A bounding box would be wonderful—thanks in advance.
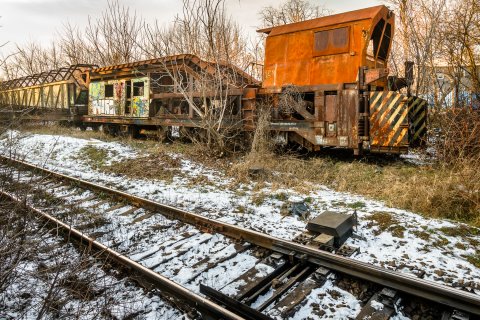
[179,127,195,143]
[128,126,139,139]
[102,124,119,136]
[156,126,172,143]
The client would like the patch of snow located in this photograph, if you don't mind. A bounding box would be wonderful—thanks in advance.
[370,299,384,311]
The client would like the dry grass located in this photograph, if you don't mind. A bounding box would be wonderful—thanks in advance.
[229,152,480,227]
[21,122,114,141]
[104,153,182,182]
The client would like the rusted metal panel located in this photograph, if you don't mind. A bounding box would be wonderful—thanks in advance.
[324,94,337,123]
[269,89,357,150]
[260,5,394,90]
[258,6,388,37]
[364,68,389,84]
[89,54,259,87]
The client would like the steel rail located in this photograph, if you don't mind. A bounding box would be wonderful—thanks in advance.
[0,190,245,320]
[2,155,480,315]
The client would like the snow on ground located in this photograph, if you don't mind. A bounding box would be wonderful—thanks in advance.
[0,211,184,320]
[1,130,479,297]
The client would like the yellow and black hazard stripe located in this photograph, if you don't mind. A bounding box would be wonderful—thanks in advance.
[369,91,409,150]
[407,96,428,147]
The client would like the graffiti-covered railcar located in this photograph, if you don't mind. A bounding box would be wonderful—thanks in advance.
[82,54,256,137]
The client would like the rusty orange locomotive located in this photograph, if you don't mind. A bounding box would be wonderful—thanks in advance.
[0,5,427,154]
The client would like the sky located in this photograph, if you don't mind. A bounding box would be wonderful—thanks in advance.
[0,0,383,55]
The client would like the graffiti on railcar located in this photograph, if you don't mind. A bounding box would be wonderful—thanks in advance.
[89,82,104,115]
[131,77,149,117]
[114,81,125,115]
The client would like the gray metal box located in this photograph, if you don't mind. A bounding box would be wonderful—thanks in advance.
[306,211,354,247]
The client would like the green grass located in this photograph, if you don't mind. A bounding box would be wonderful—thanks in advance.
[77,145,111,169]
[467,254,480,268]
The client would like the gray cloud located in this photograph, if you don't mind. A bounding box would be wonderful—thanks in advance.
[0,0,382,56]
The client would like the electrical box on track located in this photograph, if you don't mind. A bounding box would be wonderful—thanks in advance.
[306,211,354,247]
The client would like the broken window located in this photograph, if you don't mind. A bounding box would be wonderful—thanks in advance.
[370,19,392,61]
[133,81,144,96]
[105,84,114,98]
[313,27,350,56]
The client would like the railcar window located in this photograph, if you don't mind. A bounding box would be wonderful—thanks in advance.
[126,81,131,98]
[105,84,114,98]
[313,27,350,56]
[76,90,88,104]
[314,31,329,52]
[133,82,144,96]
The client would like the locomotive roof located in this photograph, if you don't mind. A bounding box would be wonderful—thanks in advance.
[257,5,390,36]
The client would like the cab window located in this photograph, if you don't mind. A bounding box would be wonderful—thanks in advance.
[313,27,350,56]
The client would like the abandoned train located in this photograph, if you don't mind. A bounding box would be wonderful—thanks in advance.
[0,5,427,155]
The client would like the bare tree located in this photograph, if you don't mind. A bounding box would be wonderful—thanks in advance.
[259,0,331,28]
[1,41,65,78]
[142,0,253,155]
[386,0,448,101]
[387,0,479,107]
[59,22,95,66]
[144,0,248,69]
[84,0,144,66]
[58,0,145,67]
[441,0,480,107]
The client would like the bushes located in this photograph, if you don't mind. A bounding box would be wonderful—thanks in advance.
[430,108,480,164]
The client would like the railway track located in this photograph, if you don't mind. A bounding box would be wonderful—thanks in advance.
[1,154,479,320]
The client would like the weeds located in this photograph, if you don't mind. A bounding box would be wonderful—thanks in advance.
[77,145,110,169]
[105,155,179,182]
[467,254,480,268]
[230,152,480,227]
[365,212,405,237]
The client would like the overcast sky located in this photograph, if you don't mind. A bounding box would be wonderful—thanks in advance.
[0,0,382,55]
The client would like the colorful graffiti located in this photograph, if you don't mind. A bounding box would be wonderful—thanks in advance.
[88,77,149,117]
[132,77,149,117]
[132,96,148,117]
[89,82,104,114]
[114,82,125,115]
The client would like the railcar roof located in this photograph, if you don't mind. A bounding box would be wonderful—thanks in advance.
[257,5,389,36]
[0,64,95,91]
[90,54,259,86]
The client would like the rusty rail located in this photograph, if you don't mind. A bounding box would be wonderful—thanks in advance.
[2,155,480,316]
[0,190,245,320]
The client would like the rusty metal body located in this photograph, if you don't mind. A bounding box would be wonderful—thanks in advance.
[259,6,393,88]
[0,5,427,154]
